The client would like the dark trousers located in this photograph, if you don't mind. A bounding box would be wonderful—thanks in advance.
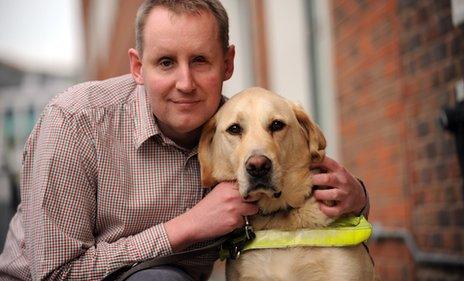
[126,265,194,281]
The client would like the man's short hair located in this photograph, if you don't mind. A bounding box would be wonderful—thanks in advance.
[135,0,230,57]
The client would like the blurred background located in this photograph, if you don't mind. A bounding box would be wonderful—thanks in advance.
[0,0,463,280]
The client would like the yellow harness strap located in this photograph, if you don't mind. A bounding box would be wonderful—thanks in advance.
[243,215,372,251]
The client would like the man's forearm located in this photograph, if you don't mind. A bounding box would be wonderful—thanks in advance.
[29,224,173,280]
[164,212,199,252]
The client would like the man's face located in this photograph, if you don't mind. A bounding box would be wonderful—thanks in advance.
[129,7,234,144]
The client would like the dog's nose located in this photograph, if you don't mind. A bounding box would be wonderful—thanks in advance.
[246,155,272,178]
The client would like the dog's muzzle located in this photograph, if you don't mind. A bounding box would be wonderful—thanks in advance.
[244,155,280,198]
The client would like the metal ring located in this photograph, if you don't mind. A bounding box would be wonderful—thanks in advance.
[244,216,250,226]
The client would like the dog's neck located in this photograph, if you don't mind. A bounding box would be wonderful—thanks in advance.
[254,166,312,213]
[257,202,295,217]
[256,189,312,217]
[251,168,334,231]
[252,197,334,231]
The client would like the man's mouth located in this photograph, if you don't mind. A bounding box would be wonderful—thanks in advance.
[171,99,201,104]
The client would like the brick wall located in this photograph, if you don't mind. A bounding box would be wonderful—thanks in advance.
[332,0,464,280]
[81,0,143,80]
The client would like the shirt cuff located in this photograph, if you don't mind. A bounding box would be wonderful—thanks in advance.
[356,178,370,218]
[131,223,173,261]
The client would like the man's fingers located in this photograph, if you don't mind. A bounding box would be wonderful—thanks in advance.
[232,203,259,228]
[310,155,340,172]
[242,203,259,216]
[315,190,353,216]
[318,203,343,218]
[313,188,341,201]
[311,173,339,187]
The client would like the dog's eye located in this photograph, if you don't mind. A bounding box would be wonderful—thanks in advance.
[226,123,243,135]
[269,120,286,132]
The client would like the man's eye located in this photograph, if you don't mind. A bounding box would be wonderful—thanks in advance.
[159,58,174,69]
[226,123,242,135]
[192,56,207,64]
[269,120,286,132]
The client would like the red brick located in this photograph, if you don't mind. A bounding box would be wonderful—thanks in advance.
[332,0,464,279]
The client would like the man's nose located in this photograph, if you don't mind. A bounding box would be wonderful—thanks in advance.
[176,65,196,93]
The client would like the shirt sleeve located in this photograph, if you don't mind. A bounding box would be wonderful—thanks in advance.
[357,179,370,219]
[22,106,173,280]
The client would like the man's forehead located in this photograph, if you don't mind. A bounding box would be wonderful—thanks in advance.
[146,6,216,28]
[144,7,219,39]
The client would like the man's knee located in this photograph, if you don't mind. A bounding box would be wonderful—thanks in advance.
[126,265,194,281]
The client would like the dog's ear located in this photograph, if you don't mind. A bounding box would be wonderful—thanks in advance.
[291,103,327,162]
[198,116,218,188]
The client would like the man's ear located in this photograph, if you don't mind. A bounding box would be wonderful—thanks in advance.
[291,103,327,162]
[198,117,218,188]
[223,45,235,81]
[128,48,144,85]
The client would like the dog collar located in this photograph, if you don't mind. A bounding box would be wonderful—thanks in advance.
[242,215,372,251]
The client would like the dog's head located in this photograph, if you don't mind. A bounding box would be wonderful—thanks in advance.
[199,87,326,212]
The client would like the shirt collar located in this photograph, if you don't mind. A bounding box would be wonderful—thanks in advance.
[133,85,227,152]
[132,85,197,153]
[133,84,160,149]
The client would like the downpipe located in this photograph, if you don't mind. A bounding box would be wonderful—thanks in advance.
[370,223,464,267]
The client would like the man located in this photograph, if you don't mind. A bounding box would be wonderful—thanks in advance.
[0,0,368,280]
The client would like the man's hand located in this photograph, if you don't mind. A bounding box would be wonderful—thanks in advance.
[311,156,367,218]
[164,182,258,251]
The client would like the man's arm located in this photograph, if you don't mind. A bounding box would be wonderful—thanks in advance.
[310,156,370,218]
[165,182,258,252]
[23,107,172,280]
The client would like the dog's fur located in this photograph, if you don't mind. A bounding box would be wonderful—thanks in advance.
[199,87,374,281]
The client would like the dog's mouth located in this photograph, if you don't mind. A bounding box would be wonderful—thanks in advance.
[242,183,281,202]
[241,154,281,201]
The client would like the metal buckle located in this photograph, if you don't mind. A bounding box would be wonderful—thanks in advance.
[221,216,257,260]
[244,216,255,240]
[231,245,241,259]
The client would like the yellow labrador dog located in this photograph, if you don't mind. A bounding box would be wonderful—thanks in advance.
[199,87,374,281]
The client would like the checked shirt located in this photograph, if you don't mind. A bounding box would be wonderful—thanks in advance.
[0,75,217,280]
